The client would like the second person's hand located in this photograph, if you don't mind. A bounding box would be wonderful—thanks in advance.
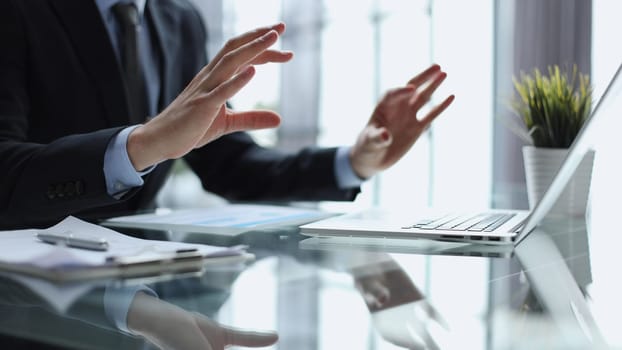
[349,64,455,179]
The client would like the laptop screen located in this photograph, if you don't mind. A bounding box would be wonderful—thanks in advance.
[515,62,622,244]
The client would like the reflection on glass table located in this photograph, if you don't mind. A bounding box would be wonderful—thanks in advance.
[0,271,278,350]
[300,216,610,350]
[352,258,448,350]
[125,291,277,349]
[2,214,617,350]
[488,219,607,350]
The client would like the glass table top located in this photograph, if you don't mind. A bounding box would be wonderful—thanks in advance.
[1,211,621,350]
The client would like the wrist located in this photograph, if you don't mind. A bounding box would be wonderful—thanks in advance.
[348,148,377,179]
[127,125,160,171]
[126,291,194,339]
[126,292,167,336]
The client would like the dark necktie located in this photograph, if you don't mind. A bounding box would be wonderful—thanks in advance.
[112,2,148,124]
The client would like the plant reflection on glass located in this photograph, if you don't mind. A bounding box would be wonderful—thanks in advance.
[511,64,592,148]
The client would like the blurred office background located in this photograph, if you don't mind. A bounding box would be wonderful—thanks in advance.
[159,0,621,214]
[161,0,494,211]
[156,1,621,349]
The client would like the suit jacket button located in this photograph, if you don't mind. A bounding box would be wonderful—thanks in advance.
[47,186,56,199]
[65,182,76,196]
[56,184,64,198]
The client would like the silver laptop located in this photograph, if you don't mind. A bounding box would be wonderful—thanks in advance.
[301,62,622,245]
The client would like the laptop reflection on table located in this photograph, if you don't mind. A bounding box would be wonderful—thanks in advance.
[507,228,607,348]
[311,223,606,349]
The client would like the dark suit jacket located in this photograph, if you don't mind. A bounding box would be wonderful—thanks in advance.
[0,0,359,229]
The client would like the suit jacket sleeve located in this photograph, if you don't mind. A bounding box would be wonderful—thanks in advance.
[185,132,360,202]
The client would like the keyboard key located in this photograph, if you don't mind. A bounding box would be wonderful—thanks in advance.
[415,214,460,229]
[483,214,516,232]
[468,214,514,232]
[436,215,475,230]
[445,214,490,231]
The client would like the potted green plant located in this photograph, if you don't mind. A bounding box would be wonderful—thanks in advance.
[510,64,595,216]
[512,64,592,148]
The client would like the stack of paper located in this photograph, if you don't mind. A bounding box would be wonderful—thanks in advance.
[0,216,251,282]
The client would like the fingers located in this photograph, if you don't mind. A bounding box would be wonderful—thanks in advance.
[206,22,286,72]
[182,29,279,94]
[423,302,451,330]
[419,94,455,126]
[249,49,294,65]
[206,30,281,90]
[406,63,441,86]
[222,327,279,347]
[194,313,278,348]
[207,65,257,103]
[223,109,281,133]
[409,71,447,111]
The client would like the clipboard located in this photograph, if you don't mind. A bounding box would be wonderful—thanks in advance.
[0,216,253,283]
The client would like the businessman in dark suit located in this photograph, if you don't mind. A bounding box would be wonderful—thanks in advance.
[0,0,454,229]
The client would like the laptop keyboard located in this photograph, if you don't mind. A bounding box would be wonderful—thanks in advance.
[403,213,517,232]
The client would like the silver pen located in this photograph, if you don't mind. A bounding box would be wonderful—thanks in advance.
[36,232,109,251]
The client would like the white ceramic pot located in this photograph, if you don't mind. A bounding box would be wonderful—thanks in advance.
[522,145,595,217]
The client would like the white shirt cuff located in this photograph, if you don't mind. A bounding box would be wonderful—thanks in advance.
[103,125,155,197]
[103,284,157,335]
[334,146,365,189]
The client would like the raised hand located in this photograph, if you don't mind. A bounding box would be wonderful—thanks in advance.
[349,64,455,179]
[127,23,293,171]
